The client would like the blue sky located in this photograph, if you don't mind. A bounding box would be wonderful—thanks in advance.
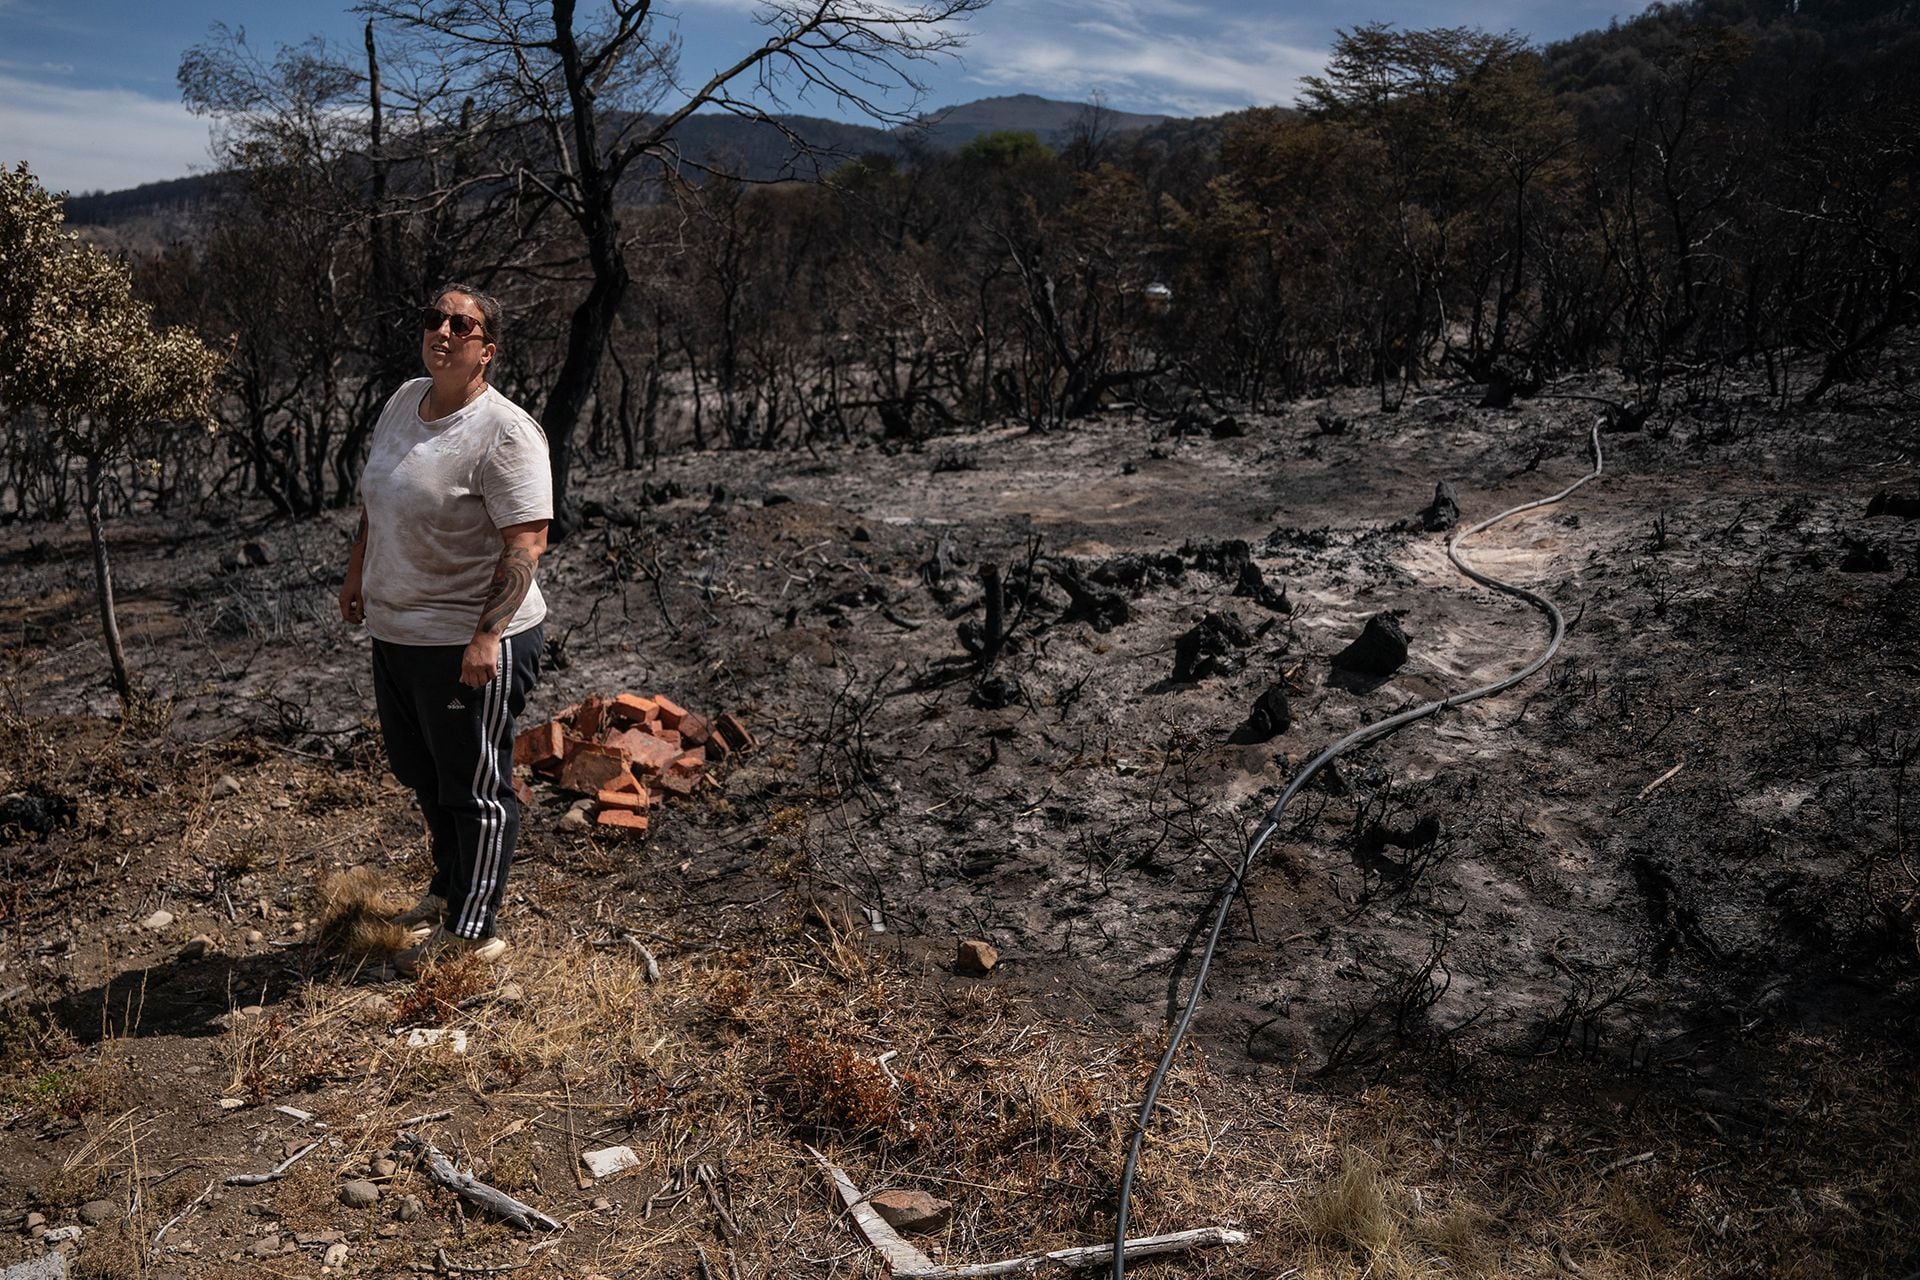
[2,0,1646,194]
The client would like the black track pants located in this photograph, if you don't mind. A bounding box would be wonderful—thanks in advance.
[371,626,542,940]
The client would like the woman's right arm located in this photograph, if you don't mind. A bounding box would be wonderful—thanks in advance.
[340,505,367,625]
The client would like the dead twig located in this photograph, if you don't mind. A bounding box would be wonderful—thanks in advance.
[148,1177,215,1259]
[437,1246,532,1274]
[400,1131,564,1231]
[225,1138,322,1186]
[1601,1150,1657,1175]
[1630,761,1686,805]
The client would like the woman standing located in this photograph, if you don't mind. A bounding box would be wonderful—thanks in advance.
[340,284,551,974]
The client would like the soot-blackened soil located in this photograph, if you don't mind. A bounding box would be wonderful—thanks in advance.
[1,371,1916,1277]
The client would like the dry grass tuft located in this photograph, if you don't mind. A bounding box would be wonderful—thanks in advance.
[314,866,412,958]
[391,953,490,1027]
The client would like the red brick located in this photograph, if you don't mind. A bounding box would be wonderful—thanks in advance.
[512,777,534,807]
[704,735,731,762]
[605,728,682,774]
[557,742,635,796]
[514,721,565,771]
[596,809,650,833]
[609,693,660,727]
[656,770,700,798]
[652,695,688,730]
[675,711,711,747]
[714,712,755,753]
[596,786,649,812]
[574,696,613,740]
[603,772,642,795]
[656,729,682,748]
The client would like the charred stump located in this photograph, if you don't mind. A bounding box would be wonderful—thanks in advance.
[1173,612,1254,683]
[1228,684,1293,744]
[1419,481,1460,532]
[1331,614,1409,689]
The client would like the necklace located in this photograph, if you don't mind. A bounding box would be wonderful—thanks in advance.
[421,379,487,421]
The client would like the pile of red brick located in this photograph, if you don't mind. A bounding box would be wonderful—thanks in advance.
[513,693,755,834]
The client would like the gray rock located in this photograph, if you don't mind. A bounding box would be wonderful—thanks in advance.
[294,1230,342,1246]
[76,1201,116,1226]
[248,1233,283,1257]
[560,808,592,831]
[140,909,175,931]
[39,1227,81,1245]
[179,935,215,962]
[0,1253,68,1279]
[393,1194,422,1223]
[338,1180,380,1208]
[590,1197,612,1211]
[322,1242,348,1268]
[21,1212,45,1232]
[375,1223,400,1238]
[369,1157,397,1179]
[211,775,242,799]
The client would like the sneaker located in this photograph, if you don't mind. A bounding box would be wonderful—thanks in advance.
[392,892,446,943]
[394,925,509,976]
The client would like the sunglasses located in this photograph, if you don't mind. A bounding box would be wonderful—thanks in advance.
[420,306,485,339]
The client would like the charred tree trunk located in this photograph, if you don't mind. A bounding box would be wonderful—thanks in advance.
[81,454,133,705]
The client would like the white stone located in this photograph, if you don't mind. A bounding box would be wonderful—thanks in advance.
[402,1028,467,1053]
[140,910,175,931]
[579,1145,642,1179]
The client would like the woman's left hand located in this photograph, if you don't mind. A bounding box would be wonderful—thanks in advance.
[460,633,502,688]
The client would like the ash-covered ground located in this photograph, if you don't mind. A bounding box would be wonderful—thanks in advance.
[1,374,1915,1277]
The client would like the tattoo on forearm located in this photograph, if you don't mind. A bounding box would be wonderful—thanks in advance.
[478,546,536,636]
[353,509,368,552]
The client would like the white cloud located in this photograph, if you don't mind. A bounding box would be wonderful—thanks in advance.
[959,6,1323,116]
[0,72,212,194]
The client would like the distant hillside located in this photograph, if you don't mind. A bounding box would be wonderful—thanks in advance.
[61,95,1191,229]
[65,173,230,227]
[901,93,1174,149]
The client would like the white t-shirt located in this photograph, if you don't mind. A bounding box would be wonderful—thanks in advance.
[359,377,552,646]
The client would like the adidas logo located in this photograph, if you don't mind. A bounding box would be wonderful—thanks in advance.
[446,698,464,709]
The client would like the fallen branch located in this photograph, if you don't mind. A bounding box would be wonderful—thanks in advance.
[807,1146,1249,1278]
[695,1162,740,1241]
[148,1177,215,1258]
[399,1131,564,1231]
[622,933,662,982]
[226,1138,322,1186]
[1632,761,1685,805]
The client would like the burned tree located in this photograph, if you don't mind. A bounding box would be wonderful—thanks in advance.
[360,0,988,524]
